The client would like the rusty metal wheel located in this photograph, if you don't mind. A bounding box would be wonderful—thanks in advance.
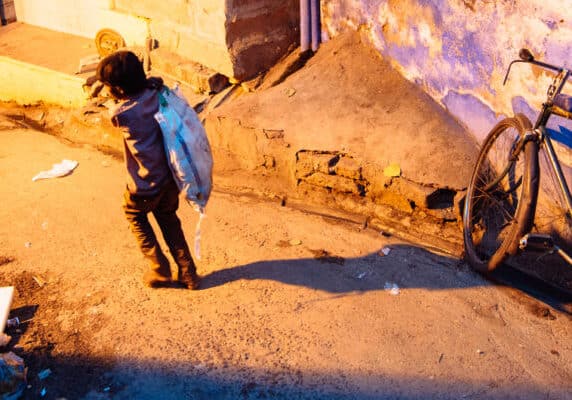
[95,28,125,57]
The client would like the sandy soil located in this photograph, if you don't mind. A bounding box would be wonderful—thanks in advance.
[0,110,571,399]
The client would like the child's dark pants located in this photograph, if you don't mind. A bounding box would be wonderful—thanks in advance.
[122,179,196,286]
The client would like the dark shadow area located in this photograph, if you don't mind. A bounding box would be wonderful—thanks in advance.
[8,352,567,400]
[201,245,457,292]
[6,304,38,337]
[0,2,6,26]
[200,244,571,315]
[1,246,569,399]
[0,0,16,26]
[489,262,572,315]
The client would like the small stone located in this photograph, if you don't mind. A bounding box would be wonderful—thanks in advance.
[378,247,391,256]
[285,88,296,97]
[384,282,400,295]
[289,239,302,246]
[33,276,46,288]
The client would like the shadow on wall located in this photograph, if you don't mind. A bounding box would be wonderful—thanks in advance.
[442,91,501,143]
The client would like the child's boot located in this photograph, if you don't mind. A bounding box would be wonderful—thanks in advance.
[142,249,173,288]
[179,267,200,290]
[176,253,200,289]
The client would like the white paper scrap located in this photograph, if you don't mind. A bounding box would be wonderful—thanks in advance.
[32,159,79,181]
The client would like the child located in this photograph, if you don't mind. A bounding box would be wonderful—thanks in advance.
[95,50,199,289]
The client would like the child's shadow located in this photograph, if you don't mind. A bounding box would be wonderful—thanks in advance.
[200,245,462,293]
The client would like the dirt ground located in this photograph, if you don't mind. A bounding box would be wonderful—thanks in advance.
[0,112,571,399]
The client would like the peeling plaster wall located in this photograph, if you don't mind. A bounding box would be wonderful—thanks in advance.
[322,0,572,242]
[322,0,572,151]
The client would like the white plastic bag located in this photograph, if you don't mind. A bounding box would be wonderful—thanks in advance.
[154,85,213,259]
[154,85,213,212]
[32,159,79,181]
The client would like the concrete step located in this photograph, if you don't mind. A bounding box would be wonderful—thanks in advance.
[0,22,229,107]
[149,48,229,95]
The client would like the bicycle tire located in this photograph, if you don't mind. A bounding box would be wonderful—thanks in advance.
[463,114,539,272]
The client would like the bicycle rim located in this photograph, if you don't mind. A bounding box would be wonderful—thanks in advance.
[463,115,539,272]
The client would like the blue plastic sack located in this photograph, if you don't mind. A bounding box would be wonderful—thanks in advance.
[154,85,213,212]
[154,85,213,259]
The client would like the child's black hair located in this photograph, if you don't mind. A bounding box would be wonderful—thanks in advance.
[96,51,147,97]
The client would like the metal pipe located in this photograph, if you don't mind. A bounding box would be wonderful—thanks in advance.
[310,0,321,51]
[300,0,311,52]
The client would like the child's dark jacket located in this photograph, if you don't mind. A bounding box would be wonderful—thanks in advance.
[111,86,172,196]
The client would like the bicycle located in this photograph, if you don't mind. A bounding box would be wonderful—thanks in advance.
[463,48,572,272]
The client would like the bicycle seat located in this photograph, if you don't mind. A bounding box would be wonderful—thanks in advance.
[553,93,572,112]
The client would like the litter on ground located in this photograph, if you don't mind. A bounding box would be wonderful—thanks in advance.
[32,159,78,181]
[384,282,400,295]
[378,247,391,256]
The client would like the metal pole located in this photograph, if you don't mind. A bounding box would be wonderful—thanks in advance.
[310,0,321,51]
[300,0,311,52]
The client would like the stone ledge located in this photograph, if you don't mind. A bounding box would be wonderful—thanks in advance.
[150,48,229,95]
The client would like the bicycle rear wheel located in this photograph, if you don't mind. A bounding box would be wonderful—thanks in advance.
[463,114,539,272]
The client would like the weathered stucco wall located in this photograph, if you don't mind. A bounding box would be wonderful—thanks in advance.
[322,0,572,243]
[13,0,299,80]
[321,0,572,148]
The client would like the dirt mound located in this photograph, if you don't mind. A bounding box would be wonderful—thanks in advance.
[211,30,478,190]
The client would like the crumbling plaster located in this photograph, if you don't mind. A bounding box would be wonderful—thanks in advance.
[320,0,571,243]
[322,0,572,151]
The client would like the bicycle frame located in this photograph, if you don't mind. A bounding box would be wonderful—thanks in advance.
[504,51,572,262]
[505,54,572,219]
[535,127,572,217]
[534,70,572,218]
